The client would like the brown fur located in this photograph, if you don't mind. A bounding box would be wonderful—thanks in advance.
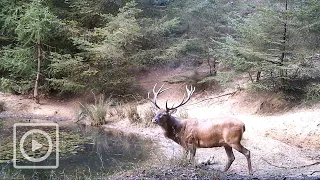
[149,84,252,174]
[152,110,252,175]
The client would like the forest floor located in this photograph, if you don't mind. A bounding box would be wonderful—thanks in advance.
[0,65,319,179]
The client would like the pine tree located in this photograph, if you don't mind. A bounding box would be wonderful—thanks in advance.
[0,0,63,101]
[215,0,319,94]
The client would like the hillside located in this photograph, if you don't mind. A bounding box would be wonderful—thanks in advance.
[0,66,319,179]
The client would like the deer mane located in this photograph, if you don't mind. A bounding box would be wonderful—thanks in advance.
[163,116,184,144]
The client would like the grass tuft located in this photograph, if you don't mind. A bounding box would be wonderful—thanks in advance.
[114,102,126,119]
[126,104,141,124]
[141,107,157,127]
[177,107,188,119]
[78,94,111,126]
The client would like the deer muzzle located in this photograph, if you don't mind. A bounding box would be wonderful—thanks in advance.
[152,118,158,123]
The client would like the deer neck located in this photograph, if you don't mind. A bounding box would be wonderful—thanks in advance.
[164,116,183,144]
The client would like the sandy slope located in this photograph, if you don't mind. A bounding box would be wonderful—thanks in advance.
[135,93,320,178]
[135,66,320,178]
[0,66,319,178]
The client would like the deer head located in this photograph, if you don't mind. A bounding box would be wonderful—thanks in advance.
[148,83,195,125]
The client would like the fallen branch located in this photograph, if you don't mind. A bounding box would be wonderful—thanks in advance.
[310,171,320,175]
[188,91,238,106]
[261,158,287,169]
[261,158,320,169]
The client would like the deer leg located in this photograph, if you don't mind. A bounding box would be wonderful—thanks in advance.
[230,143,252,175]
[224,145,235,172]
[183,147,191,165]
[184,149,189,159]
[185,144,196,165]
[190,146,196,166]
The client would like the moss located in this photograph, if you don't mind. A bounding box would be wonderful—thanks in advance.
[0,128,91,163]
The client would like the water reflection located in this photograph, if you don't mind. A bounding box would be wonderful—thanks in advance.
[0,119,156,178]
[59,125,154,174]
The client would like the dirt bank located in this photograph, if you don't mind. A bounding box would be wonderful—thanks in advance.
[0,66,319,179]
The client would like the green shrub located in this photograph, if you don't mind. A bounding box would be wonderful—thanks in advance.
[0,78,12,93]
[305,83,320,102]
[249,81,275,92]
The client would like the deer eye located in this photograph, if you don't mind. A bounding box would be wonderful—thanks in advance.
[160,114,167,118]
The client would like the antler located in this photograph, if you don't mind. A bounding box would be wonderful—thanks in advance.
[166,85,195,111]
[148,83,170,109]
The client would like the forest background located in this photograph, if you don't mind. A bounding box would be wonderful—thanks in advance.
[0,0,319,103]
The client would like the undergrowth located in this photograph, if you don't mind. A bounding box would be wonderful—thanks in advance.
[0,164,110,179]
[305,83,320,103]
[113,102,126,119]
[0,101,5,112]
[78,94,111,126]
[79,97,157,128]
[249,78,320,105]
[141,106,157,127]
[126,104,141,124]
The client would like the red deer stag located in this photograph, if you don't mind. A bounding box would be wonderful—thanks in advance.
[148,83,252,175]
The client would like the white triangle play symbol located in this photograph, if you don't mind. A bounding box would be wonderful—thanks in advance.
[32,140,43,152]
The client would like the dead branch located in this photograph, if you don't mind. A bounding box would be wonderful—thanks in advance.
[188,90,238,106]
[310,171,320,175]
[261,158,320,169]
[261,158,288,169]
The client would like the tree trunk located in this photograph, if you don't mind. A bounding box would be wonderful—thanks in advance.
[207,57,217,76]
[270,71,276,90]
[248,72,254,83]
[256,71,261,82]
[212,58,217,76]
[34,40,41,104]
[279,0,288,89]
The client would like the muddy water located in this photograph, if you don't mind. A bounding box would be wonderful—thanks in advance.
[0,118,157,179]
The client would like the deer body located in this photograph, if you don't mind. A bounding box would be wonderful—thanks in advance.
[158,115,245,148]
[149,84,253,175]
[184,117,245,148]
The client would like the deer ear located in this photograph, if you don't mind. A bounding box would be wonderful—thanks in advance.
[169,109,177,115]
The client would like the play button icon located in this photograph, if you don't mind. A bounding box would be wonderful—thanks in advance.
[32,140,43,152]
[13,123,59,169]
[19,129,53,163]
